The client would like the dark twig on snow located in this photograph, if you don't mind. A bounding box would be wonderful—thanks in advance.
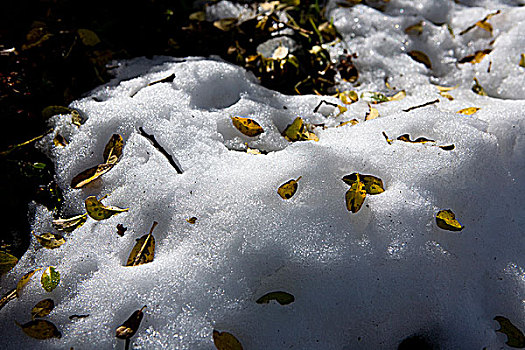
[138,127,184,174]
[402,99,440,112]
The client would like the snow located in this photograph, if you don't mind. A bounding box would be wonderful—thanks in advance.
[1,1,525,349]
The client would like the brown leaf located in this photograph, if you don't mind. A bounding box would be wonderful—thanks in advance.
[213,330,243,350]
[15,319,61,339]
[115,306,146,339]
[408,50,432,69]
[126,222,157,266]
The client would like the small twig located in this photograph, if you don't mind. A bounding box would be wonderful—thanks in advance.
[138,127,183,174]
[0,128,53,156]
[402,99,440,112]
[313,100,339,113]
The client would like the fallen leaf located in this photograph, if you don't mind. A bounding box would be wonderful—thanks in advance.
[41,106,73,119]
[53,213,87,232]
[342,173,385,195]
[186,217,197,224]
[436,209,464,231]
[361,91,388,104]
[336,90,359,105]
[0,251,18,275]
[214,18,237,31]
[387,90,406,102]
[440,92,454,100]
[494,316,525,348]
[345,178,367,213]
[408,50,432,69]
[397,134,435,143]
[213,330,243,350]
[277,176,302,200]
[435,84,458,92]
[31,299,54,319]
[457,107,480,115]
[439,144,455,151]
[116,306,146,339]
[472,77,487,96]
[53,134,68,147]
[148,73,175,86]
[365,104,379,121]
[85,196,129,221]
[256,291,295,305]
[41,267,60,292]
[459,10,500,36]
[33,233,65,249]
[458,49,492,64]
[231,117,264,137]
[405,21,423,35]
[126,222,157,266]
[336,119,359,128]
[475,19,493,35]
[103,134,124,164]
[71,163,115,189]
[16,268,43,297]
[77,29,101,46]
[189,11,206,21]
[520,54,525,68]
[71,109,85,126]
[282,117,318,142]
[15,319,61,339]
[117,224,127,236]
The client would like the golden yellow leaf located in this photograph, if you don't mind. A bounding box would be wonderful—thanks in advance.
[103,134,124,164]
[231,117,264,137]
[336,90,359,105]
[342,173,385,195]
[387,90,406,102]
[435,84,458,92]
[126,222,157,267]
[365,104,379,121]
[405,21,423,35]
[77,29,101,46]
[457,107,480,115]
[85,196,129,221]
[71,163,115,189]
[345,179,367,213]
[519,54,525,68]
[16,268,43,297]
[186,217,197,224]
[440,92,454,101]
[31,299,54,319]
[475,20,493,34]
[408,50,432,69]
[336,119,359,128]
[213,330,243,350]
[52,213,87,233]
[282,117,318,142]
[494,316,525,348]
[436,209,464,231]
[0,251,18,275]
[33,232,65,249]
[459,49,492,64]
[53,134,68,147]
[15,319,61,340]
[277,176,302,200]
[41,266,60,292]
[116,306,146,339]
[397,134,435,143]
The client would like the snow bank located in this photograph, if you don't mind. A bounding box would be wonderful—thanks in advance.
[1,1,524,349]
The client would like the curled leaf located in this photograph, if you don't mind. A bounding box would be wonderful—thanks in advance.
[277,176,302,200]
[33,232,65,249]
[397,134,435,144]
[41,266,60,292]
[472,77,487,96]
[387,90,406,102]
[103,134,124,164]
[213,330,243,350]
[71,163,115,188]
[457,107,480,115]
[408,50,432,69]
[435,84,458,93]
[342,173,385,195]
[494,316,525,348]
[186,217,197,224]
[345,178,367,213]
[283,117,318,142]
[31,299,55,319]
[126,222,157,266]
[365,104,379,121]
[53,213,87,232]
[436,209,464,231]
[256,291,295,305]
[16,268,43,297]
[85,196,129,221]
[405,21,423,35]
[116,306,146,339]
[15,319,61,339]
[0,251,18,275]
[336,119,359,128]
[439,144,455,151]
[231,117,264,137]
[459,49,492,64]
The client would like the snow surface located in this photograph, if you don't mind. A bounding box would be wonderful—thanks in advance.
[1,1,525,349]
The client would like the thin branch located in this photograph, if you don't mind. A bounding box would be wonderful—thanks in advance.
[402,99,440,112]
[138,127,183,174]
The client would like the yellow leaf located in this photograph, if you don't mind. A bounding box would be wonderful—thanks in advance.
[15,319,61,340]
[440,92,454,101]
[33,232,65,249]
[387,90,406,102]
[231,117,264,137]
[186,217,197,224]
[77,29,101,46]
[459,49,492,64]
[408,50,432,69]
[475,20,493,34]
[71,163,115,189]
[435,84,458,92]
[494,316,525,348]
[337,105,348,116]
[365,104,379,121]
[31,299,54,319]
[85,196,129,221]
[336,90,359,105]
[103,134,124,164]
[282,117,318,142]
[336,119,359,128]
[472,77,487,96]
[41,267,60,292]
[16,268,43,297]
[457,107,480,115]
[0,251,18,275]
[397,134,435,143]
[116,306,146,339]
[52,213,87,233]
[277,176,302,200]
[342,173,385,195]
[405,21,423,35]
[436,209,464,231]
[213,330,243,350]
[126,222,157,266]
[53,134,68,147]
[345,178,367,213]
[519,54,525,68]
